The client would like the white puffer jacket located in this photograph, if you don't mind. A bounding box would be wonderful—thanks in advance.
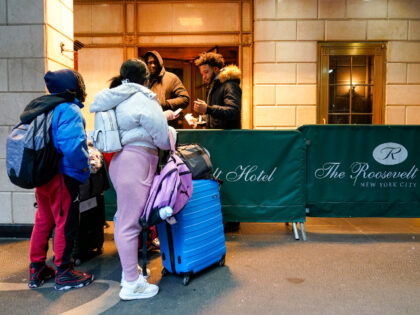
[90,82,170,150]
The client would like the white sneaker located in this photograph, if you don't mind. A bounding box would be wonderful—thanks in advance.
[120,265,150,286]
[119,275,159,300]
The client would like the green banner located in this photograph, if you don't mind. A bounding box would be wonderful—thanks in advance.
[105,130,307,222]
[299,125,420,217]
[177,130,306,222]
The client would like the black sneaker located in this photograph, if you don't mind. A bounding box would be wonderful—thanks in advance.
[28,263,55,288]
[54,265,94,291]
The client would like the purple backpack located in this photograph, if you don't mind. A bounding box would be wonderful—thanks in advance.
[139,130,192,275]
[140,130,193,229]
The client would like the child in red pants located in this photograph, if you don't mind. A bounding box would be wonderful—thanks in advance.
[28,69,93,290]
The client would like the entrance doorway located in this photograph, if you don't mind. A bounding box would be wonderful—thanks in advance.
[138,46,239,128]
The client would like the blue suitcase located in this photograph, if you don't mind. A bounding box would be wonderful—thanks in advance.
[157,179,226,285]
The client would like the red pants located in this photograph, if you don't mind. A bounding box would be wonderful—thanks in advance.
[29,173,80,268]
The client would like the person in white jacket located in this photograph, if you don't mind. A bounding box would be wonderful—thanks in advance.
[90,59,169,300]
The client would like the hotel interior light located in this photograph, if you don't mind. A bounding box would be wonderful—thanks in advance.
[179,17,203,26]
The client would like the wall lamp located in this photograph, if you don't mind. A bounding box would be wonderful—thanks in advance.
[60,40,85,54]
[60,40,85,61]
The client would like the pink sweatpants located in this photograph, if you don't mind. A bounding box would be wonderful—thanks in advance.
[109,145,158,282]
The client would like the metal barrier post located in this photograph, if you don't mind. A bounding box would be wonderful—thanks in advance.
[292,222,300,240]
[300,222,307,241]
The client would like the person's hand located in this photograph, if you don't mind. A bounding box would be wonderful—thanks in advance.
[193,99,207,114]
[184,113,198,128]
[190,117,198,128]
[164,110,177,121]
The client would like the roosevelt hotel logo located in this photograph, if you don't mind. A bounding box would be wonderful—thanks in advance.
[372,142,408,165]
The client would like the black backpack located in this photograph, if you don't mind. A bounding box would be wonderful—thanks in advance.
[176,144,213,179]
[6,92,74,189]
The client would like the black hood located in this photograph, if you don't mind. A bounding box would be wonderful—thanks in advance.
[20,91,75,124]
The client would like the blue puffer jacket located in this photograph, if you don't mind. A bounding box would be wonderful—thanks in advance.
[51,98,89,183]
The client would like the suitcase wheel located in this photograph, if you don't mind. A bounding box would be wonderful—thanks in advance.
[218,255,226,267]
[182,274,191,286]
[161,268,169,276]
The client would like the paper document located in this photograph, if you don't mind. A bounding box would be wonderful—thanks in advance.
[184,113,206,126]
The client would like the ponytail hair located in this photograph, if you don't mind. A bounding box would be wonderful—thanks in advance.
[109,75,123,88]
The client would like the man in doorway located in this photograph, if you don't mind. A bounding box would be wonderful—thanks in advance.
[144,51,190,128]
[193,52,242,232]
[193,52,241,130]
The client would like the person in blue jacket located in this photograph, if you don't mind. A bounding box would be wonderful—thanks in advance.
[28,69,94,290]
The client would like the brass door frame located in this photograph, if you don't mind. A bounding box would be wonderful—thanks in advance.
[318,42,386,125]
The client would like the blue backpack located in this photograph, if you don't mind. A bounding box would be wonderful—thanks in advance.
[6,93,72,189]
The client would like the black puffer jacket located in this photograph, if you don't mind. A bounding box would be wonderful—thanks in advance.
[206,65,241,129]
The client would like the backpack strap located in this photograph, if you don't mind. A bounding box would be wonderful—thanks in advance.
[168,128,176,153]
[32,117,37,185]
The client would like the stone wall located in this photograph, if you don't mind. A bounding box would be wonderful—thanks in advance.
[1,0,420,226]
[0,0,74,224]
[253,0,420,128]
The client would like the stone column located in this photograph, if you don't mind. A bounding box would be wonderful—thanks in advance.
[0,0,74,226]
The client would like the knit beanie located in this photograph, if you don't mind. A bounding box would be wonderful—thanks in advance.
[44,69,78,93]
